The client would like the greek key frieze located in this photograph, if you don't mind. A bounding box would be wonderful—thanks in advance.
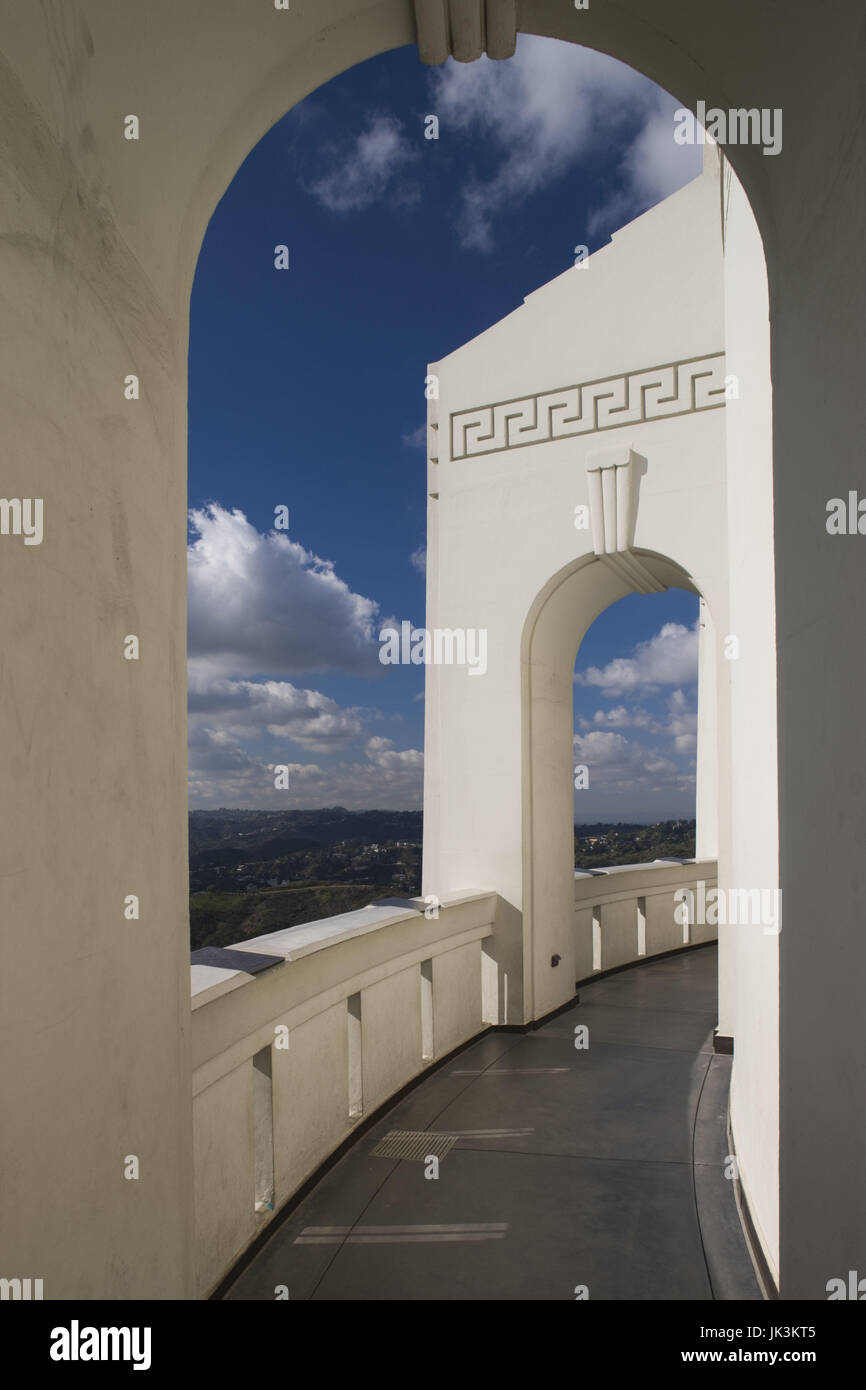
[450,353,727,460]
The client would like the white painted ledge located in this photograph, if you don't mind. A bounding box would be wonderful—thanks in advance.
[190,890,497,1007]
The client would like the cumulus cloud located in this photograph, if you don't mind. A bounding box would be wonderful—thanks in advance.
[582,705,659,731]
[428,35,700,251]
[573,728,693,801]
[188,674,365,752]
[578,689,698,754]
[188,724,262,776]
[187,504,380,679]
[586,101,702,239]
[410,545,426,574]
[365,735,424,773]
[304,113,420,214]
[185,506,416,804]
[575,621,698,697]
[188,733,424,811]
[665,687,698,754]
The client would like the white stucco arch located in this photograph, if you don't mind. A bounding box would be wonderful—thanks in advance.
[186,23,775,1287]
[175,5,778,312]
[422,144,731,1005]
[521,550,706,1020]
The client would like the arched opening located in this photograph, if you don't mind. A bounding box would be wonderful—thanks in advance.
[521,551,716,1020]
[183,28,778,1295]
[571,587,703,860]
[187,35,715,938]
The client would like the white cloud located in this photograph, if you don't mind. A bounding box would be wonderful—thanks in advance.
[188,733,423,811]
[188,674,365,753]
[428,35,700,251]
[410,545,426,574]
[305,113,420,214]
[586,705,659,731]
[666,687,698,754]
[580,689,697,753]
[188,724,262,776]
[586,101,702,239]
[365,735,424,774]
[402,424,427,449]
[573,728,694,801]
[187,504,380,678]
[575,621,698,697]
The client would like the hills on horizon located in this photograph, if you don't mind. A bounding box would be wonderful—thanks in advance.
[188,809,697,952]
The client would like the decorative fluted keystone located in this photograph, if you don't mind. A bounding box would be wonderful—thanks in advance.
[413,0,517,66]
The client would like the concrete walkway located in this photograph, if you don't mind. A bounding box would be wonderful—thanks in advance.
[225,944,761,1301]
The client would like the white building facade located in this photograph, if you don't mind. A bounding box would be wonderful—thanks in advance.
[423,142,779,1278]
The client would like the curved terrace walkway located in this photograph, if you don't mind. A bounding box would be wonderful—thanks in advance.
[224,944,761,1301]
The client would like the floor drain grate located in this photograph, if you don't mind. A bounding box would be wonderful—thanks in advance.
[370,1130,458,1162]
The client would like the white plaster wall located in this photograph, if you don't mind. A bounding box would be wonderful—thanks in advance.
[272,1001,348,1213]
[574,905,596,981]
[720,159,780,1282]
[193,1065,253,1299]
[646,890,685,956]
[361,968,423,1113]
[425,152,727,1025]
[432,941,483,1056]
[598,899,641,971]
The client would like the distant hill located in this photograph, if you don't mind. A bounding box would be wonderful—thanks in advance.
[189,807,422,863]
[574,819,696,869]
[188,808,424,948]
[187,810,695,950]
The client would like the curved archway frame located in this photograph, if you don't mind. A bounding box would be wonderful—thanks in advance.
[177,6,779,1292]
[175,4,776,325]
[520,550,706,1022]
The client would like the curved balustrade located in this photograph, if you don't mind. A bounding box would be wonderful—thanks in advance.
[574,858,718,978]
[191,861,718,1296]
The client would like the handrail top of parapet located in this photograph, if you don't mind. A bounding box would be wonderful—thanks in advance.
[190,888,497,1007]
[573,858,718,903]
[577,858,684,876]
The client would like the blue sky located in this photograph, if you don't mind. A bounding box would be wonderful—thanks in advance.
[187,36,701,818]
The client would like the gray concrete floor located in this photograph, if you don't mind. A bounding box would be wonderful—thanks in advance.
[225,944,761,1301]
